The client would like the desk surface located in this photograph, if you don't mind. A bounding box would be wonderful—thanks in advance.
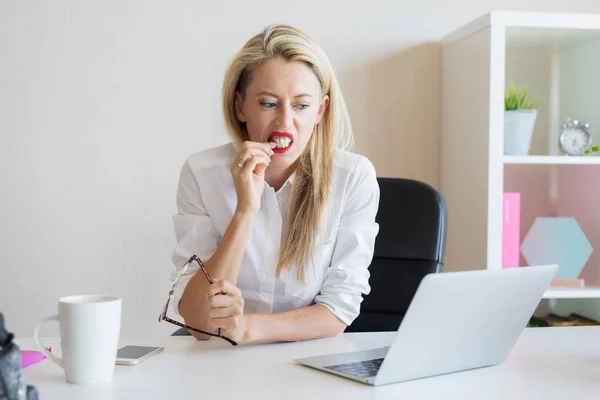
[19,326,600,400]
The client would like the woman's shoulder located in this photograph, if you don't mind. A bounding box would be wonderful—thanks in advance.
[183,142,237,175]
[333,148,376,180]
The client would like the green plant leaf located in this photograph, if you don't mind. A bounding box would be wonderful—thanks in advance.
[505,83,538,110]
[585,145,600,155]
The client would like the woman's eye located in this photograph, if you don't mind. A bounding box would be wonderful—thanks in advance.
[260,101,277,109]
[296,104,310,110]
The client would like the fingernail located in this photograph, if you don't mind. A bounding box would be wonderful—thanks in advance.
[268,149,274,155]
[269,142,276,148]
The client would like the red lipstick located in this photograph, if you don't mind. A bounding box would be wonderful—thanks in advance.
[268,132,294,154]
[268,132,294,140]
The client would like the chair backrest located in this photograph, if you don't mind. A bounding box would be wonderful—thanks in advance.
[346,177,448,332]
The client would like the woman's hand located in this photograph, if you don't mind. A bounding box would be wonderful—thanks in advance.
[207,279,247,344]
[230,141,275,215]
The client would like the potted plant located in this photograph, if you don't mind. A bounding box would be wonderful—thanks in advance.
[504,83,538,156]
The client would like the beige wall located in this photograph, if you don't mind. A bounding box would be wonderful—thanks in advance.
[3,0,600,337]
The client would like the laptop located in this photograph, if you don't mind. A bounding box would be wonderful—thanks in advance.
[295,264,558,386]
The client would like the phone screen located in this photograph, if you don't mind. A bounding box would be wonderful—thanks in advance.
[117,345,161,360]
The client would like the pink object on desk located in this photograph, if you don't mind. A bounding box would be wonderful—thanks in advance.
[502,192,521,268]
[20,350,47,368]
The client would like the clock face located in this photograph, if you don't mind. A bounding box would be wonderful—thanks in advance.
[560,127,591,155]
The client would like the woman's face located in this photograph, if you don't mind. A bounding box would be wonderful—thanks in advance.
[235,57,329,171]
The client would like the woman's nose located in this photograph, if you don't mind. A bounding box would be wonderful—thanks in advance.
[276,104,294,129]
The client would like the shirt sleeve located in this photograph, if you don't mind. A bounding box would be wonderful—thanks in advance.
[170,160,220,316]
[314,157,380,325]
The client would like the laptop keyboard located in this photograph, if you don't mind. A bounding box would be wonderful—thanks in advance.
[324,358,384,378]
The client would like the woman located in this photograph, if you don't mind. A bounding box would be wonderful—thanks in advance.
[169,24,380,345]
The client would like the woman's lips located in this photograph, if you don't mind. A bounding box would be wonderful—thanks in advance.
[268,131,294,140]
[268,132,294,154]
[272,146,291,154]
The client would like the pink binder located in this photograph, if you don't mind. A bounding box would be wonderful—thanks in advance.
[502,192,520,268]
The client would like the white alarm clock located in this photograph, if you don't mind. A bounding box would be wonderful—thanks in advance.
[559,119,592,156]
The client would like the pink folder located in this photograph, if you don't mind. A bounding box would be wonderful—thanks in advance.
[502,192,520,268]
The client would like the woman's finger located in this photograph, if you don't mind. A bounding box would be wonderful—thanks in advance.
[230,148,271,173]
[241,140,275,156]
[208,293,241,309]
[208,279,242,298]
[237,143,274,162]
[208,302,244,319]
[230,148,257,170]
[254,159,269,177]
[240,155,270,176]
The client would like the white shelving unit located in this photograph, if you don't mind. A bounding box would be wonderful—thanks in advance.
[441,11,600,315]
[504,155,600,165]
[543,286,600,299]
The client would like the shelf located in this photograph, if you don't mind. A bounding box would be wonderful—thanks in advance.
[506,27,600,49]
[504,155,600,165]
[543,286,600,299]
[442,11,600,47]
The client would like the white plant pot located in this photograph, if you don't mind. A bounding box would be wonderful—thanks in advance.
[504,109,537,156]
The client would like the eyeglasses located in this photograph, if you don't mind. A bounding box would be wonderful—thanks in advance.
[159,255,238,346]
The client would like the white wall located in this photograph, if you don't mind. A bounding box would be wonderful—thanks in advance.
[3,0,600,337]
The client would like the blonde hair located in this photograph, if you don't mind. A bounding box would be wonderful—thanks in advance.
[222,24,354,282]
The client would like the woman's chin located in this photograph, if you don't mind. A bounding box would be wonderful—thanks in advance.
[268,155,297,171]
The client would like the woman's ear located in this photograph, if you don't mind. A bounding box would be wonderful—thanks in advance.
[315,94,329,125]
[235,92,246,123]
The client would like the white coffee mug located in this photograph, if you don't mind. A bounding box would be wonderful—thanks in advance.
[33,295,122,384]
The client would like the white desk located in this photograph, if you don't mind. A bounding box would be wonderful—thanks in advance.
[19,326,600,399]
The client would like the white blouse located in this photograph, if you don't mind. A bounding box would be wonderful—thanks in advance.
[170,142,380,326]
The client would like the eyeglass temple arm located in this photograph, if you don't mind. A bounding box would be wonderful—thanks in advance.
[190,256,213,284]
[159,259,191,321]
[162,316,238,346]
[162,255,236,345]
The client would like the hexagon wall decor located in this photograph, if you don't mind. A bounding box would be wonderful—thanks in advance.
[521,217,593,279]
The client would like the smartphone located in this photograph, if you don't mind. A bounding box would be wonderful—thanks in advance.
[115,345,164,365]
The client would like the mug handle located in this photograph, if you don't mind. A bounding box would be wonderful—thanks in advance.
[33,315,63,368]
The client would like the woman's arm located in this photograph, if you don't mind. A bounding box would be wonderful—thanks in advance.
[176,142,273,340]
[179,210,254,339]
[243,305,346,344]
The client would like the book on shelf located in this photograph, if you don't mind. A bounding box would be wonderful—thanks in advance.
[550,278,586,288]
[502,192,520,268]
[528,313,599,328]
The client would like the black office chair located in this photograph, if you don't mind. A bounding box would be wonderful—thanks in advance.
[345,177,448,332]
